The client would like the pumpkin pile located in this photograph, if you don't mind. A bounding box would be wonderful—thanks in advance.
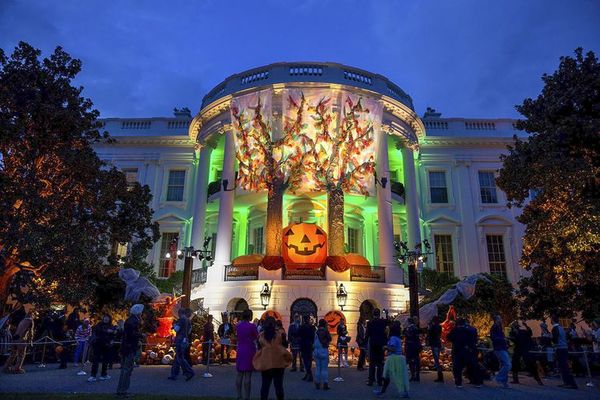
[138,337,225,365]
[420,347,453,371]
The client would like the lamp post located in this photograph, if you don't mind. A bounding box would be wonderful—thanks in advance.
[394,239,433,326]
[165,236,213,309]
[336,283,348,311]
[260,283,271,310]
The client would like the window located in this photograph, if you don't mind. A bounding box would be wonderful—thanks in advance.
[434,234,454,276]
[486,235,507,277]
[478,171,498,203]
[347,227,359,253]
[253,227,264,254]
[166,170,186,201]
[429,171,448,203]
[159,232,178,278]
[115,242,128,259]
[123,168,138,189]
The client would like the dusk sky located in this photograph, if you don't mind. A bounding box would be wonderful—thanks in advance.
[1,0,599,119]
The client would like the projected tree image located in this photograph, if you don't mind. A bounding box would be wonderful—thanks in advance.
[231,89,380,270]
[231,92,313,269]
[308,94,377,261]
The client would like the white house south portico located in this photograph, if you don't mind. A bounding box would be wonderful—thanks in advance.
[94,62,528,338]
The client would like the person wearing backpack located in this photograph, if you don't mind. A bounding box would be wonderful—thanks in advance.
[314,319,332,390]
[252,316,292,400]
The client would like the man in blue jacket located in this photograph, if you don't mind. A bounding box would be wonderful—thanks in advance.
[551,315,578,389]
[489,314,511,388]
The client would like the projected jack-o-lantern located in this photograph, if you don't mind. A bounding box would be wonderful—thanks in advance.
[282,223,327,267]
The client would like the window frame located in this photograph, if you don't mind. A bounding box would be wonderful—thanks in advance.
[253,226,264,254]
[165,169,187,202]
[485,234,507,278]
[158,232,179,278]
[347,227,360,254]
[428,170,449,204]
[478,170,499,204]
[433,234,454,276]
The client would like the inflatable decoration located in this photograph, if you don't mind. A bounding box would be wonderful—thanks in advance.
[440,305,457,342]
[282,223,327,268]
[417,274,491,327]
[119,268,160,302]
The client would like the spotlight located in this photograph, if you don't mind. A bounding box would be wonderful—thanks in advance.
[196,253,204,261]
[165,253,171,259]
[418,255,424,262]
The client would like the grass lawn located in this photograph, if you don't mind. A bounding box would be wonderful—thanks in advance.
[2,395,232,400]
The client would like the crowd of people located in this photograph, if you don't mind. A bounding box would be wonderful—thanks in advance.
[2,304,600,399]
[1,304,145,398]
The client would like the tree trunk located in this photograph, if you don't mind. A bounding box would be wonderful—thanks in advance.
[328,187,345,256]
[265,182,284,257]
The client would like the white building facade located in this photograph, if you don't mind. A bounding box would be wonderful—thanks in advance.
[94,62,527,335]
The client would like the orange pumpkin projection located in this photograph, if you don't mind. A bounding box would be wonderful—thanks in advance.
[260,310,283,322]
[324,310,346,334]
[282,223,327,268]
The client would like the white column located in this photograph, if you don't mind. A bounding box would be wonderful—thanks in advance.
[190,147,212,261]
[402,147,422,249]
[209,132,235,282]
[454,160,478,278]
[377,133,401,282]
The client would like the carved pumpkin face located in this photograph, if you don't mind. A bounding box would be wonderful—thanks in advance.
[282,223,327,267]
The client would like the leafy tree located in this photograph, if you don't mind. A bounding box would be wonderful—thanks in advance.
[0,42,159,308]
[497,48,600,320]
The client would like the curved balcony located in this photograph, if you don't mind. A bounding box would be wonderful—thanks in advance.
[200,62,414,111]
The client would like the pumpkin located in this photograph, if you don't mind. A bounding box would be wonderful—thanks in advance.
[324,310,346,334]
[282,223,327,267]
[260,310,283,322]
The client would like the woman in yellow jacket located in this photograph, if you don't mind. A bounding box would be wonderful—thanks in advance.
[253,316,292,400]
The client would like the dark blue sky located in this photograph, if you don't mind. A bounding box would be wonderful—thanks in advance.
[1,0,599,119]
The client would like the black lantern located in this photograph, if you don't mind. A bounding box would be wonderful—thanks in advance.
[374,171,388,188]
[336,283,348,311]
[260,283,271,310]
